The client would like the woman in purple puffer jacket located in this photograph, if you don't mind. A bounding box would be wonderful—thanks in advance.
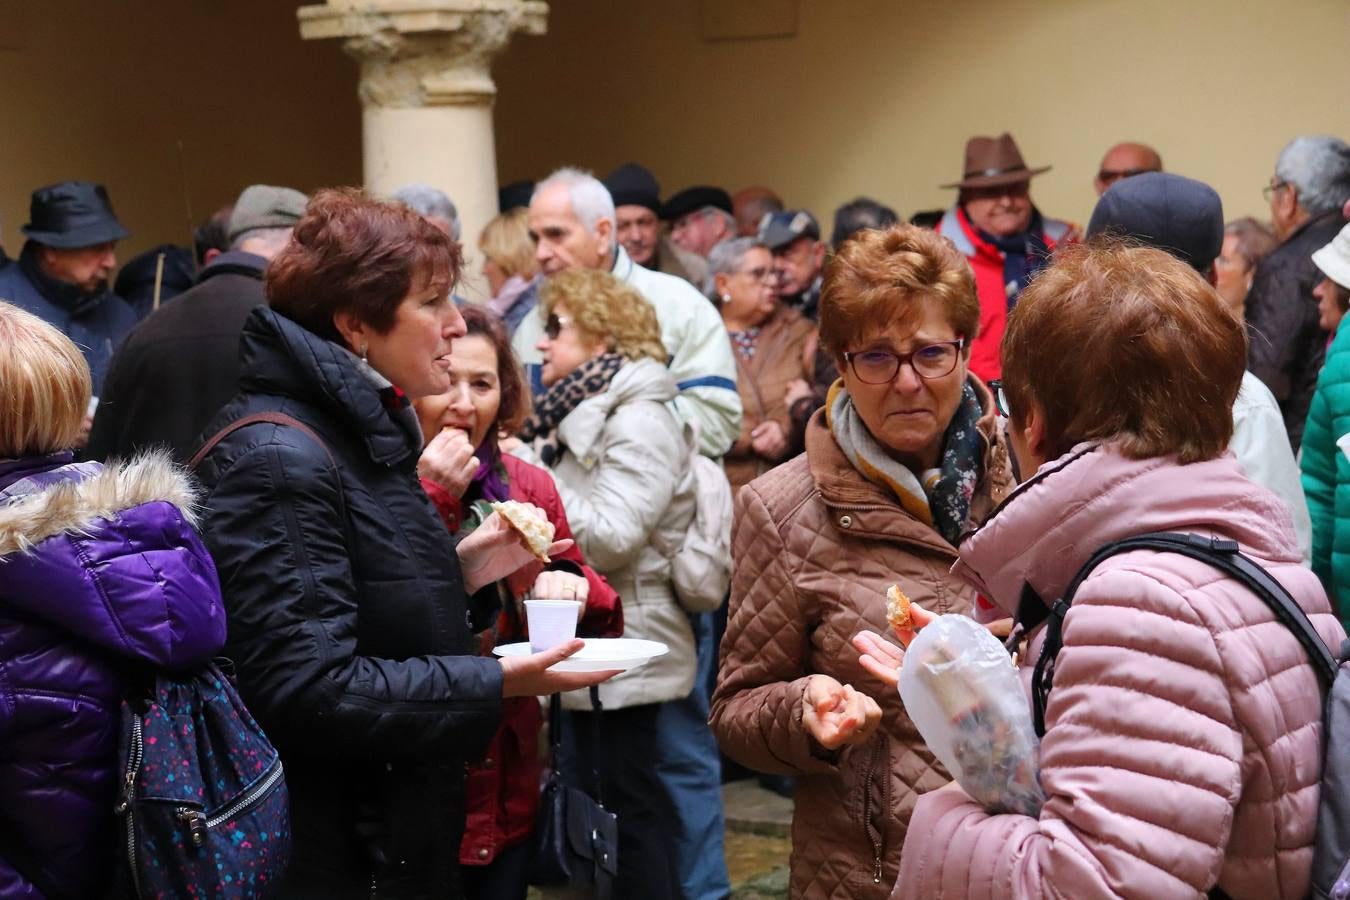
[0,301,227,897]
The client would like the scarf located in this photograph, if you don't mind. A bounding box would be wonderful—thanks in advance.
[486,274,536,319]
[970,208,1051,310]
[18,241,111,318]
[729,326,761,360]
[518,352,624,467]
[825,378,986,545]
[450,446,514,654]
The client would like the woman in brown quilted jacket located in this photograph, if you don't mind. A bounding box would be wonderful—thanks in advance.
[710,224,1012,899]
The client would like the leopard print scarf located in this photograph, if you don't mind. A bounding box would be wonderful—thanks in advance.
[518,352,624,466]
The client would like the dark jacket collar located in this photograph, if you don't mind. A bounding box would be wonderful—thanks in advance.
[236,307,421,466]
[18,240,113,318]
[1281,210,1346,248]
[197,250,268,284]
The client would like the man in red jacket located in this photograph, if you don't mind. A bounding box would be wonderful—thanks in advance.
[936,133,1077,382]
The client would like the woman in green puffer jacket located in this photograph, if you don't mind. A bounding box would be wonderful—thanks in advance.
[1300,221,1350,626]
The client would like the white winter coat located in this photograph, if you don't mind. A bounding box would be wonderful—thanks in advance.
[546,358,699,710]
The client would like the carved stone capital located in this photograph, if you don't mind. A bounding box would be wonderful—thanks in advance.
[298,1,547,108]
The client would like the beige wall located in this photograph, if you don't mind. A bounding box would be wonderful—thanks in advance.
[493,0,1350,233]
[1,1,1345,267]
[0,0,361,259]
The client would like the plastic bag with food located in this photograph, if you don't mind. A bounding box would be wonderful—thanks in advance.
[898,614,1045,816]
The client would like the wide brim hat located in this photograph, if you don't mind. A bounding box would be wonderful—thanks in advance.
[1313,222,1350,291]
[941,133,1051,190]
[22,180,131,248]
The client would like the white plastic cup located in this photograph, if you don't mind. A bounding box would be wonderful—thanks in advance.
[525,599,582,652]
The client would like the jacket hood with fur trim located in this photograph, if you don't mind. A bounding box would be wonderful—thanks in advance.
[0,451,225,897]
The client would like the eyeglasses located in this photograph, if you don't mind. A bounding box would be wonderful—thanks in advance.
[843,339,964,384]
[735,265,776,282]
[1096,167,1153,186]
[1262,180,1289,203]
[544,313,572,340]
[987,379,1011,418]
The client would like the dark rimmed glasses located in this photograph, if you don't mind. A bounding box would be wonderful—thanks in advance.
[987,379,1011,418]
[544,313,572,340]
[842,339,964,384]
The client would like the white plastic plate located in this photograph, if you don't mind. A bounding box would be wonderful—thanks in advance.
[493,638,669,672]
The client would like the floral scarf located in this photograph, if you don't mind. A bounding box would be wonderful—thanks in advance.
[825,378,985,545]
[518,352,624,467]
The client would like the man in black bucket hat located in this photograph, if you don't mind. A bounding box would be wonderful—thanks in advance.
[0,181,136,414]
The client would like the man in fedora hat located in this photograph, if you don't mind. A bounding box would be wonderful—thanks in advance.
[88,184,308,464]
[0,180,135,408]
[935,133,1076,382]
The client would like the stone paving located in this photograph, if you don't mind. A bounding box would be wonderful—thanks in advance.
[723,780,792,898]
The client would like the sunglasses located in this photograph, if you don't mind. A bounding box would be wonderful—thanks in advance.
[544,313,572,341]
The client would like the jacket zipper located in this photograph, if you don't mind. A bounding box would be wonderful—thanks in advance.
[173,758,285,844]
[117,714,145,897]
[861,734,885,884]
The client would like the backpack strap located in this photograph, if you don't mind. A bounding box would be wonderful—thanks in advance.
[1029,532,1338,738]
[188,412,337,471]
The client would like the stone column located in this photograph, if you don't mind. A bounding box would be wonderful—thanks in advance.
[298,1,546,276]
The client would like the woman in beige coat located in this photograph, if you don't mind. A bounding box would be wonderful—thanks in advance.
[518,267,697,900]
[709,224,1012,899]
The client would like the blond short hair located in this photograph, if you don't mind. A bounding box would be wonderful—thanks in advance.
[0,301,92,457]
[539,269,668,364]
[479,207,538,282]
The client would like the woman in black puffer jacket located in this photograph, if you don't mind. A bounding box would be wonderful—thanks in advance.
[195,189,615,898]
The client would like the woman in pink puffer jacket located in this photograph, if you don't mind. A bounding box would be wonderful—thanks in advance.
[861,243,1345,900]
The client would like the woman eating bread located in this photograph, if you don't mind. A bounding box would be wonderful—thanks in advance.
[709,224,1013,898]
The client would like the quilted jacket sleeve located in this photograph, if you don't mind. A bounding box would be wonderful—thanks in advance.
[894,567,1242,899]
[709,482,841,776]
[203,442,503,761]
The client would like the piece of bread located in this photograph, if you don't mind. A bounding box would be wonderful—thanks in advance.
[886,584,912,630]
[491,500,556,563]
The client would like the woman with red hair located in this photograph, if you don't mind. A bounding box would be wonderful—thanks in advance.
[195,189,615,898]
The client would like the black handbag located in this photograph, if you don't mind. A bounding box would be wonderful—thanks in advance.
[528,686,618,899]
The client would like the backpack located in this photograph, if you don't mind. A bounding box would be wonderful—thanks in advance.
[1016,532,1350,900]
[109,412,342,897]
[657,423,734,614]
[116,665,291,898]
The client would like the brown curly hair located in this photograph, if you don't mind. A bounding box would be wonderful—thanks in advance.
[819,224,979,360]
[267,187,462,346]
[1002,240,1245,464]
[539,269,668,364]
